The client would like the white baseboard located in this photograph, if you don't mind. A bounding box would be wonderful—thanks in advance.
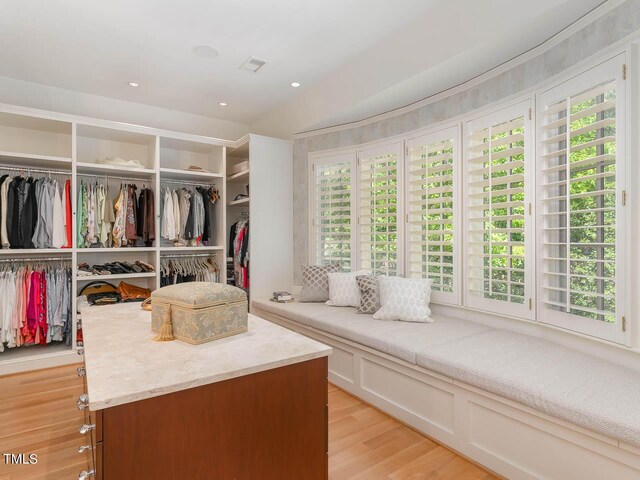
[254,306,640,480]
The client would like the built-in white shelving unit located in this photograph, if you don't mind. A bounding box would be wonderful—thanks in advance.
[0,104,292,375]
[77,272,158,282]
[226,134,293,303]
[227,198,250,206]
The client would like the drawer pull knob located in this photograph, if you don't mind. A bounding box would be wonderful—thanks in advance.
[78,470,95,480]
[78,445,92,453]
[77,366,86,377]
[77,394,89,410]
[79,424,95,435]
[77,349,84,356]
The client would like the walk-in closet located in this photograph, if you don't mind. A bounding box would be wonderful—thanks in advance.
[0,109,292,376]
[3,2,640,480]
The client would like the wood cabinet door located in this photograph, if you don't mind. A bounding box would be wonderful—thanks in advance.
[103,358,328,480]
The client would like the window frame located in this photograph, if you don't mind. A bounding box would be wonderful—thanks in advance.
[405,125,461,305]
[305,51,636,348]
[462,99,535,320]
[308,150,357,270]
[535,54,628,344]
[355,141,404,276]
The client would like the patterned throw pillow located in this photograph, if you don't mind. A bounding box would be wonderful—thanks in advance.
[373,277,434,323]
[299,264,340,302]
[326,271,370,307]
[355,275,381,314]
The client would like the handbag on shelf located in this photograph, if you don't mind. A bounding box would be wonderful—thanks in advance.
[80,281,120,306]
[117,281,152,302]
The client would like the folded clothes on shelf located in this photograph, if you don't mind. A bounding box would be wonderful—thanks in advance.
[95,156,144,168]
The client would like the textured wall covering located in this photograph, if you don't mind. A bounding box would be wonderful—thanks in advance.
[293,0,640,283]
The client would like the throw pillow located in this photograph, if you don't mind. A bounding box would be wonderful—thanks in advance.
[373,276,434,323]
[326,271,370,307]
[355,275,382,314]
[299,264,340,302]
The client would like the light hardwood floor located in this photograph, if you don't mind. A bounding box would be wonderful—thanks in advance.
[328,383,497,480]
[0,364,496,479]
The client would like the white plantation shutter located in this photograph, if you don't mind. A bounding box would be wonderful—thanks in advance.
[537,55,626,343]
[310,152,356,270]
[464,101,534,318]
[406,126,459,304]
[358,143,403,275]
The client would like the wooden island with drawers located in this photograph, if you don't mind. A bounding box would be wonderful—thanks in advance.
[78,303,331,480]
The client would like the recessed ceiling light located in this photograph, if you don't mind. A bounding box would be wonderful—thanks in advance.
[290,82,301,88]
[218,102,228,107]
[128,82,140,88]
[193,45,219,58]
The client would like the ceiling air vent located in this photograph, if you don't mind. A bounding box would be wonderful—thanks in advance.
[240,57,266,73]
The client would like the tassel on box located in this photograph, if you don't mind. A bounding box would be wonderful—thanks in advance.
[154,304,175,341]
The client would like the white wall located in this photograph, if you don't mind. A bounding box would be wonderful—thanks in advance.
[0,75,251,141]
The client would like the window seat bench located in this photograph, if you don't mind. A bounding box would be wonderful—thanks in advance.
[252,299,640,480]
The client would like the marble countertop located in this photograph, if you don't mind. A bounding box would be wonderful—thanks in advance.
[81,302,332,410]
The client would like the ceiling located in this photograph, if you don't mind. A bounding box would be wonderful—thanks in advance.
[0,0,440,124]
[0,0,606,136]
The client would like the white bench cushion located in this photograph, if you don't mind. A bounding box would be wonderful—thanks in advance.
[416,330,640,448]
[251,299,354,327]
[253,299,491,364]
[309,311,491,364]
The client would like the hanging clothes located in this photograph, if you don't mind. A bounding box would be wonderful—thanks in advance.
[76,179,155,248]
[0,174,70,250]
[0,262,72,352]
[228,217,249,289]
[161,187,175,241]
[0,175,10,248]
[159,255,220,287]
[63,179,72,248]
[125,184,137,245]
[161,184,219,247]
[136,187,155,247]
[112,184,126,248]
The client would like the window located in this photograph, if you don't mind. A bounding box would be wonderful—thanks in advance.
[537,55,627,343]
[310,152,356,270]
[464,101,534,318]
[357,143,403,275]
[406,126,459,304]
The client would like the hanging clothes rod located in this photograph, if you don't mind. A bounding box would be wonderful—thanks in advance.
[161,179,219,188]
[78,173,149,183]
[0,165,72,176]
[0,256,71,262]
[160,252,218,258]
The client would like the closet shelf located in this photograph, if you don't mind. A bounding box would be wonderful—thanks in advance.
[227,198,250,206]
[76,162,156,178]
[77,247,157,253]
[159,167,223,181]
[0,248,72,255]
[227,168,249,182]
[160,246,224,253]
[0,151,72,169]
[77,272,156,281]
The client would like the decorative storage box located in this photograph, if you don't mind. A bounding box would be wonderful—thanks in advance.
[151,282,248,345]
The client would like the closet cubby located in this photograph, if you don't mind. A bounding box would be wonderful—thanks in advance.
[159,137,224,175]
[159,251,224,287]
[226,139,250,208]
[159,136,225,252]
[76,174,157,249]
[77,249,157,287]
[0,111,72,163]
[76,124,157,173]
